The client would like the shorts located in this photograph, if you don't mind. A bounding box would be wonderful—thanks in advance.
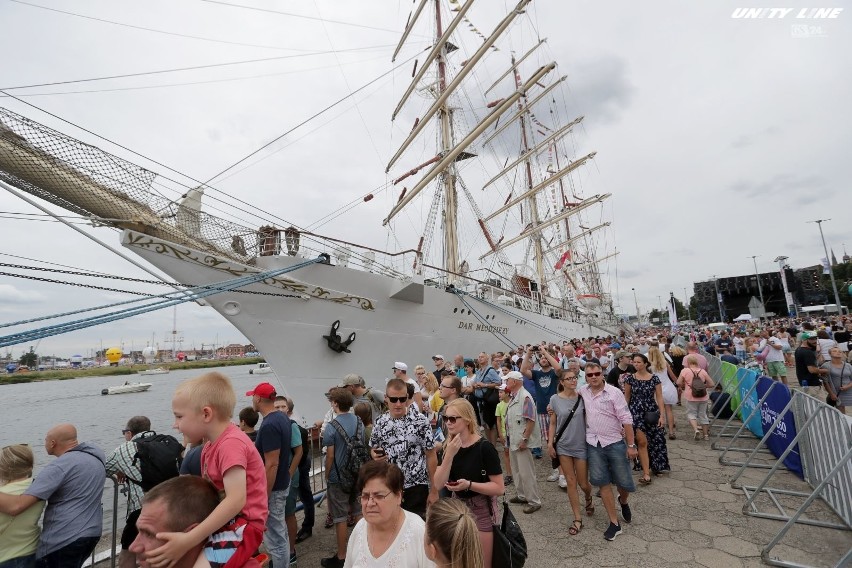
[120,509,141,549]
[285,470,300,516]
[479,400,498,429]
[686,400,710,425]
[766,361,787,377]
[204,519,264,568]
[455,494,496,532]
[327,482,360,523]
[587,440,635,492]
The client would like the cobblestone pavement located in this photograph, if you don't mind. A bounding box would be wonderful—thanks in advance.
[292,400,851,567]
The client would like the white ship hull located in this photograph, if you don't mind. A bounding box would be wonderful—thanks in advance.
[122,230,614,424]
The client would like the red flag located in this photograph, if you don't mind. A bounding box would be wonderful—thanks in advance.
[554,250,572,270]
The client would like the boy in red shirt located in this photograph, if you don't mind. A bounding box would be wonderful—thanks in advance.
[148,372,268,568]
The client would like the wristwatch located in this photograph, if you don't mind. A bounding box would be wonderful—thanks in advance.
[627,444,637,448]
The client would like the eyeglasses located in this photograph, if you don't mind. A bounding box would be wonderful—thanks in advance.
[561,376,578,381]
[444,415,463,424]
[585,372,602,378]
[387,396,409,403]
[359,491,391,503]
[121,429,132,434]
[439,383,453,389]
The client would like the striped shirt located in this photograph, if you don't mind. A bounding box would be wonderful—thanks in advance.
[578,383,633,447]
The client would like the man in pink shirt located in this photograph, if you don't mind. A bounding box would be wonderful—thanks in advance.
[686,342,708,371]
[578,363,638,541]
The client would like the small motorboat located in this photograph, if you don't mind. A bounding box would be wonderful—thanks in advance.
[249,363,273,375]
[138,367,170,376]
[101,382,153,395]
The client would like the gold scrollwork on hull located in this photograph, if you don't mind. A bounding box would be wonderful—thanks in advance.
[127,233,375,311]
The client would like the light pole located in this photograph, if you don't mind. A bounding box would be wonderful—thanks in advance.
[808,219,843,312]
[632,287,640,324]
[748,255,765,317]
[711,275,726,322]
[684,287,692,321]
[657,295,663,322]
[774,255,796,317]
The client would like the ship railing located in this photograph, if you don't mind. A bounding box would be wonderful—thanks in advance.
[255,226,616,330]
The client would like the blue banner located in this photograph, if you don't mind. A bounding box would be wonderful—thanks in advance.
[737,369,764,438]
[755,376,803,478]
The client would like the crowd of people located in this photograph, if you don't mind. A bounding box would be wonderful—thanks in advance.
[0,314,849,568]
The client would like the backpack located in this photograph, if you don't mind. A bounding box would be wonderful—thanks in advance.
[690,371,708,398]
[129,432,184,492]
[330,418,370,494]
[296,424,310,468]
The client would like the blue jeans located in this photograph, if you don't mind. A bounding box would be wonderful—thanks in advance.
[266,488,290,567]
[298,459,315,529]
[587,440,636,492]
[36,536,100,568]
[0,554,36,568]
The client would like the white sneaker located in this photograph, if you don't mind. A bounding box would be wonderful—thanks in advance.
[547,468,560,482]
[558,475,567,489]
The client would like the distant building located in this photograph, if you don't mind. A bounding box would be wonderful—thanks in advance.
[692,265,828,323]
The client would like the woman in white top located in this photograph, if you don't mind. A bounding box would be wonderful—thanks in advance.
[345,461,434,568]
[776,327,793,367]
[816,330,837,364]
[647,346,679,439]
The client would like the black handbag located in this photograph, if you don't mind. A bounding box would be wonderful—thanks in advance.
[491,499,528,568]
[484,386,500,404]
[479,444,527,568]
[644,410,661,427]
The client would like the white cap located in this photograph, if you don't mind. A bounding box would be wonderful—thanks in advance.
[504,371,523,381]
[432,354,445,360]
[393,361,408,372]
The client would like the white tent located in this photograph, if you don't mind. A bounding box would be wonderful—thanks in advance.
[733,314,753,321]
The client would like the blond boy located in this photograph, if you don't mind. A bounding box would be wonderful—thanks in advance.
[148,372,268,568]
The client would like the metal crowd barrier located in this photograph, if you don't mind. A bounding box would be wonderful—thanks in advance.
[714,389,852,568]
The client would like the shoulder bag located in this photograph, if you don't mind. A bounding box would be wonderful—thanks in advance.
[478,441,526,568]
[551,396,582,447]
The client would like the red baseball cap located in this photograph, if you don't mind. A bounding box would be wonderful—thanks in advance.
[246,382,276,399]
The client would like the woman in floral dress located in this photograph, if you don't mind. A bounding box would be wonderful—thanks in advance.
[624,353,670,483]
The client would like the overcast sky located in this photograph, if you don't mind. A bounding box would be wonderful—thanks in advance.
[0,0,849,358]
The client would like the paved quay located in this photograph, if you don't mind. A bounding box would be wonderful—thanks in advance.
[291,400,849,568]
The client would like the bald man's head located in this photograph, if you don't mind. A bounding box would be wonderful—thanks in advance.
[45,423,78,456]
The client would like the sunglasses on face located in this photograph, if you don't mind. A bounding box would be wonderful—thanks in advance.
[387,395,409,404]
[585,372,602,378]
[444,415,463,424]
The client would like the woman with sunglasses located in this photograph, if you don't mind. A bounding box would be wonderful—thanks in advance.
[432,399,504,568]
[547,371,593,536]
[344,461,434,567]
[624,354,670,484]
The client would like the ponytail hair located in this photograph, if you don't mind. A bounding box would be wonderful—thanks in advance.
[425,498,483,568]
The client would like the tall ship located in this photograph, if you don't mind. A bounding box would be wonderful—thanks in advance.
[0,0,621,423]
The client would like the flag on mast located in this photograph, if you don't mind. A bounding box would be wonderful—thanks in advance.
[667,293,678,327]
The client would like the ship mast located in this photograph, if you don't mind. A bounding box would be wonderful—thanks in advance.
[434,1,460,282]
[513,56,546,297]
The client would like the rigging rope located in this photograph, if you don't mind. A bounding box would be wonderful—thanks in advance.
[0,256,324,347]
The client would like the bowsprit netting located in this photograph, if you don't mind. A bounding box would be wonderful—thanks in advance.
[0,106,259,263]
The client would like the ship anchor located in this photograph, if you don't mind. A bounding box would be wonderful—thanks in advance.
[322,320,356,353]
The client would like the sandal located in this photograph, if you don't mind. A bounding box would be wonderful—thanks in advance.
[569,519,583,536]
[638,475,652,485]
[584,491,595,516]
